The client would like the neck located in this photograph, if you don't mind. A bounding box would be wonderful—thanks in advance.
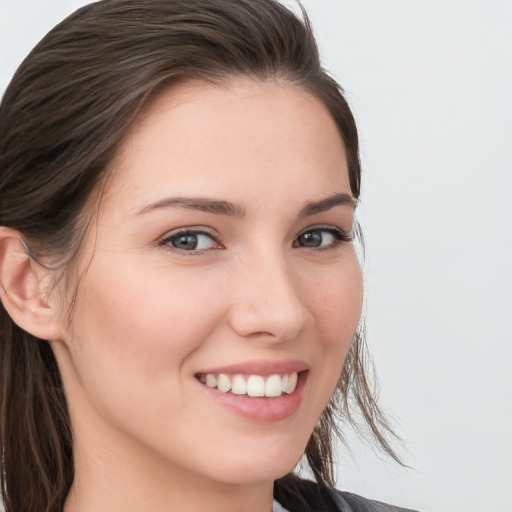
[65,421,274,512]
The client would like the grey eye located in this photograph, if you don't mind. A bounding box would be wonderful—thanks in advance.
[168,232,216,251]
[295,228,346,248]
[297,231,324,247]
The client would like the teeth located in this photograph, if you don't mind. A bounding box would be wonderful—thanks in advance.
[285,372,298,394]
[265,374,282,397]
[199,371,299,397]
[206,374,218,388]
[231,375,246,395]
[247,375,265,397]
[281,374,289,393]
[217,374,231,393]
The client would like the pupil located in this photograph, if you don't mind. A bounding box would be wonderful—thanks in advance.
[173,234,198,250]
[300,231,322,247]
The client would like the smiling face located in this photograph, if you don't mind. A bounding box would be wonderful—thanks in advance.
[51,78,363,500]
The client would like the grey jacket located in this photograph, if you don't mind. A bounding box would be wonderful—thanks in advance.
[331,490,418,512]
[274,476,418,512]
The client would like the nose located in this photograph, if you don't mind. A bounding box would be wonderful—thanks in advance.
[227,251,311,342]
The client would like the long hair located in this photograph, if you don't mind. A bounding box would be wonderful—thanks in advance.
[0,2,397,511]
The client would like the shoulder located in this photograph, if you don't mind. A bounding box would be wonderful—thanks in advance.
[331,489,419,512]
[274,475,419,512]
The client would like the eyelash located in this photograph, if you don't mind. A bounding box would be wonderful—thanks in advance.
[158,226,352,254]
[158,229,222,253]
[293,226,352,250]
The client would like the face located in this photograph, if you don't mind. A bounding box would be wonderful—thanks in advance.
[52,79,363,488]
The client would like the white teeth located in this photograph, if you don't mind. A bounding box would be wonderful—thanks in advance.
[265,374,283,397]
[247,375,265,397]
[285,372,298,394]
[206,374,218,388]
[231,375,246,395]
[217,374,231,393]
[200,371,299,397]
[281,374,289,393]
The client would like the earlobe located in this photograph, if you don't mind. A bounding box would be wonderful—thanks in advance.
[0,228,65,341]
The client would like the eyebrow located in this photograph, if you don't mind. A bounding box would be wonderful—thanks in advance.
[137,197,246,217]
[137,192,356,217]
[298,192,357,218]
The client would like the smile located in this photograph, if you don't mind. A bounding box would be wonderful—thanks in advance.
[196,372,298,398]
[195,360,308,421]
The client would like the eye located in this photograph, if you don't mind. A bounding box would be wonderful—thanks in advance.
[294,227,350,249]
[160,230,219,252]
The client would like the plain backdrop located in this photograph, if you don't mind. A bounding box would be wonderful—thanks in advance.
[1,1,511,511]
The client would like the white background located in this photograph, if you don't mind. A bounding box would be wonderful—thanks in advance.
[1,1,511,511]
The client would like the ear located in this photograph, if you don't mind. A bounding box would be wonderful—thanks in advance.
[0,228,65,341]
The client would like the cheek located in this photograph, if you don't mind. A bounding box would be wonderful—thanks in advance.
[64,260,228,400]
[309,259,362,341]
[290,257,362,439]
[305,258,363,380]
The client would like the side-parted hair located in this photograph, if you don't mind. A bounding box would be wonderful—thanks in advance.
[0,1,399,511]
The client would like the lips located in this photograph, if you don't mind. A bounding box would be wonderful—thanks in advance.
[195,359,308,422]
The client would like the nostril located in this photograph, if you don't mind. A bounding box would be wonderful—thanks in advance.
[228,294,309,341]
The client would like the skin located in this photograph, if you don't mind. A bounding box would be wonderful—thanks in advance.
[18,79,363,512]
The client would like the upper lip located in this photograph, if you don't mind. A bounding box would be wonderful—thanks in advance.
[197,359,309,376]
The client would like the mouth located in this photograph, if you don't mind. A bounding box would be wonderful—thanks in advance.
[195,371,299,398]
[194,360,308,421]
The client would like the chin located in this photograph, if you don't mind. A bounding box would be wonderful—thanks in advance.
[201,435,307,485]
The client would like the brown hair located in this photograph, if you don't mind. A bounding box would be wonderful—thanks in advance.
[0,1,398,511]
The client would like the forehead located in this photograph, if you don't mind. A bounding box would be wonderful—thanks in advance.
[105,78,350,216]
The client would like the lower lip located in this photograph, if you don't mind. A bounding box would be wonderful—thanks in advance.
[198,372,307,422]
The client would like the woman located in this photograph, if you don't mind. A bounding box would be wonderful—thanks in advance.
[0,1,417,511]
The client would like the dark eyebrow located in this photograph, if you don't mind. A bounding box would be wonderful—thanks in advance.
[298,193,357,218]
[137,192,356,218]
[137,196,246,217]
